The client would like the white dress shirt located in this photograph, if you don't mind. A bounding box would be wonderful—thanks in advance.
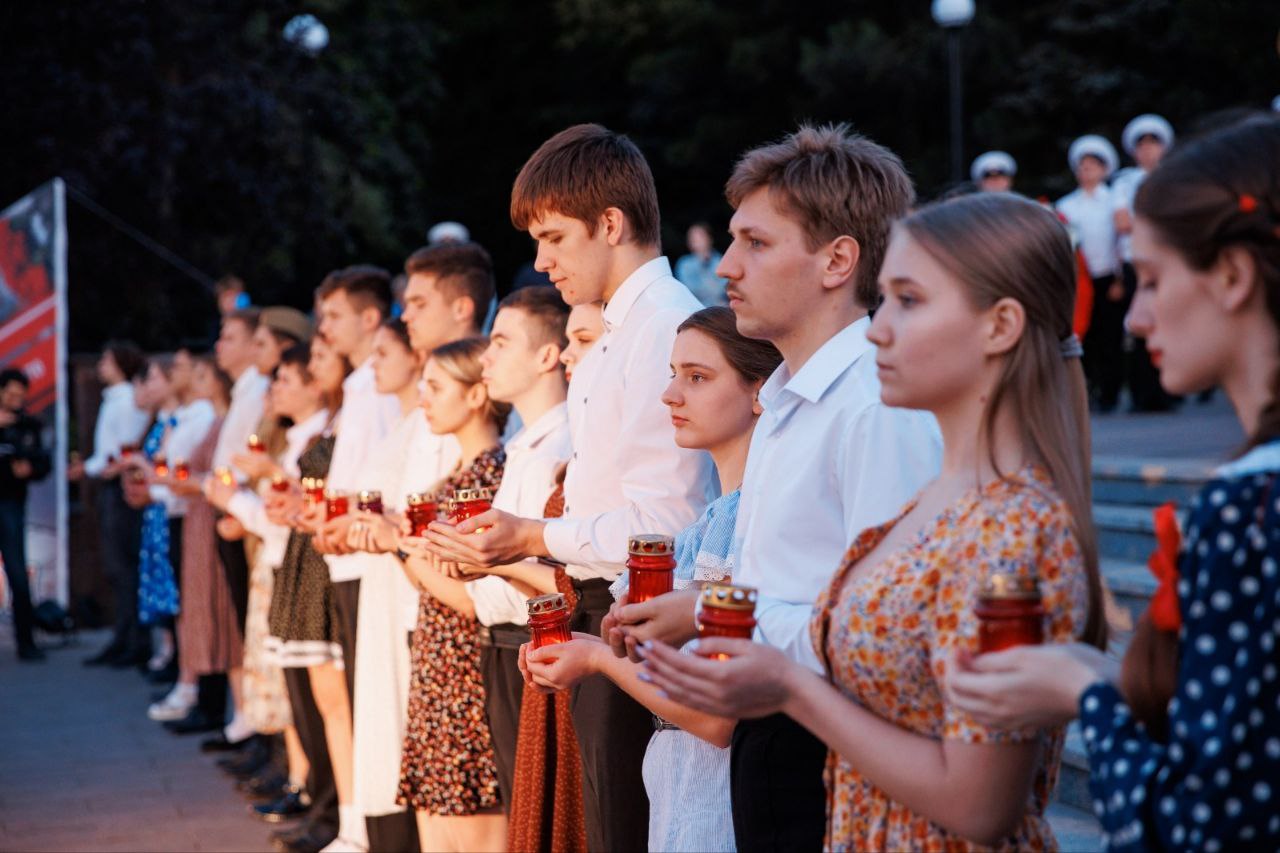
[1110,166,1147,264]
[733,317,942,674]
[83,382,151,477]
[1057,185,1118,277]
[212,368,270,475]
[226,408,330,571]
[543,257,718,580]
[324,358,404,583]
[149,398,217,517]
[467,402,572,626]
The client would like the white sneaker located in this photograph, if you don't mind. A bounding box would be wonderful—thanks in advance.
[319,838,367,853]
[147,688,195,722]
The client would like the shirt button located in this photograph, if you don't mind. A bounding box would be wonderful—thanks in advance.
[602,345,607,352]
[583,397,588,404]
[573,452,578,459]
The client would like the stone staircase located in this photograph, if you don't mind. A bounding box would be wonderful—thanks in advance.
[1047,455,1215,850]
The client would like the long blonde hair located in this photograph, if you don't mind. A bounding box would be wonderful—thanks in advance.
[900,192,1105,649]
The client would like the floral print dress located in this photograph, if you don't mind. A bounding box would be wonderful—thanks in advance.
[397,446,506,815]
[810,467,1089,852]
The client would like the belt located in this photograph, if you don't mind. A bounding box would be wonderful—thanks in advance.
[478,622,530,650]
[652,714,681,733]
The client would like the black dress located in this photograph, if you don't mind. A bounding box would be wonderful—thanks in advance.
[265,434,342,669]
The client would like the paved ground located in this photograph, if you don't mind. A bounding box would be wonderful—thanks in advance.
[0,629,274,853]
[1091,392,1242,462]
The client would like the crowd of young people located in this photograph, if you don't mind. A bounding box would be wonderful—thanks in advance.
[69,112,1279,853]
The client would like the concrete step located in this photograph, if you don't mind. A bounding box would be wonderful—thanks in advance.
[1094,502,1170,562]
[1103,555,1155,628]
[1047,800,1104,851]
[1092,456,1213,507]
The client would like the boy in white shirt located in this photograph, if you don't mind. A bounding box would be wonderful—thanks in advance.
[423,123,716,852]
[613,124,942,850]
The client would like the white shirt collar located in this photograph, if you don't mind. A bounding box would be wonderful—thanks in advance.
[103,382,134,402]
[761,316,875,408]
[343,356,376,391]
[507,402,568,453]
[232,367,264,397]
[286,408,331,446]
[602,256,673,333]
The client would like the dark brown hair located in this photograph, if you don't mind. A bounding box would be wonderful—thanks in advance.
[1135,115,1280,448]
[316,265,393,320]
[676,306,782,386]
[498,286,571,350]
[511,123,661,247]
[224,307,261,334]
[103,339,147,382]
[404,243,496,333]
[725,124,915,310]
[379,317,413,353]
[900,193,1105,650]
[192,353,233,408]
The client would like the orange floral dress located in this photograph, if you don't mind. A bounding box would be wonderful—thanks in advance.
[810,467,1089,852]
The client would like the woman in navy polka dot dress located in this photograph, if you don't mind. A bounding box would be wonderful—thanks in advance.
[946,116,1280,852]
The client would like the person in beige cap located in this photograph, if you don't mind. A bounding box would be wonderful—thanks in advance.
[254,307,314,379]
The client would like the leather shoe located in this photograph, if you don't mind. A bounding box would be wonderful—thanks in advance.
[253,785,310,822]
[201,732,254,753]
[164,709,222,735]
[273,823,337,853]
[147,660,179,684]
[238,769,289,799]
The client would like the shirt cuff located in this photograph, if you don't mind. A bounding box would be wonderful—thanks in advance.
[542,518,577,566]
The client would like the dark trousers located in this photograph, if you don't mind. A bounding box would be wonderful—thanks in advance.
[569,577,651,853]
[0,498,34,649]
[1121,263,1180,412]
[161,518,183,637]
[331,578,359,702]
[481,632,527,808]
[284,665,340,836]
[730,712,828,853]
[1082,272,1128,411]
[96,480,145,654]
[215,517,250,636]
[366,810,419,853]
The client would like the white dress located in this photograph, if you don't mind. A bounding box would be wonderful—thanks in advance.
[351,413,459,818]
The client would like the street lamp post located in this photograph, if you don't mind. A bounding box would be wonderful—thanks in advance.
[932,0,975,184]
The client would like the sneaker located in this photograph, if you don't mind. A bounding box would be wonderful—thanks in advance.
[318,838,366,853]
[148,687,196,722]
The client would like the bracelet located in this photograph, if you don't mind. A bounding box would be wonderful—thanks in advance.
[396,548,410,562]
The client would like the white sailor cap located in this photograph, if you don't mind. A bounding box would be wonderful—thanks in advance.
[1068,135,1119,176]
[970,150,1017,183]
[1121,114,1175,156]
[428,221,470,245]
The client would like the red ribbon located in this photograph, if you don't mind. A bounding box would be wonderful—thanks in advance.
[1147,502,1182,631]
[1238,194,1258,214]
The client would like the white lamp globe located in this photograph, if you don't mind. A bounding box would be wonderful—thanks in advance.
[932,0,975,28]
[284,14,330,56]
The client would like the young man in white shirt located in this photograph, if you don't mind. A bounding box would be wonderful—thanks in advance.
[210,309,270,638]
[617,125,942,851]
[467,286,572,807]
[423,123,716,852]
[309,266,400,853]
[73,341,152,666]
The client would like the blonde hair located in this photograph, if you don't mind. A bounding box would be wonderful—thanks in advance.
[429,336,511,431]
[900,192,1105,649]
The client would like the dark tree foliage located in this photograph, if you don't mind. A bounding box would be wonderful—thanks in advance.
[1,0,1273,351]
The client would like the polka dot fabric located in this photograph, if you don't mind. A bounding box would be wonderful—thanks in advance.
[811,467,1089,851]
[1079,440,1280,852]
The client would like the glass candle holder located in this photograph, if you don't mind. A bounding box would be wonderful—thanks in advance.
[325,490,350,521]
[696,582,758,659]
[975,571,1045,654]
[626,534,676,604]
[405,493,438,537]
[173,460,190,481]
[357,490,384,514]
[528,592,572,650]
[302,477,326,506]
[213,466,234,486]
[153,457,169,479]
[247,433,267,453]
[449,488,493,525]
[270,473,290,493]
[119,444,139,459]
